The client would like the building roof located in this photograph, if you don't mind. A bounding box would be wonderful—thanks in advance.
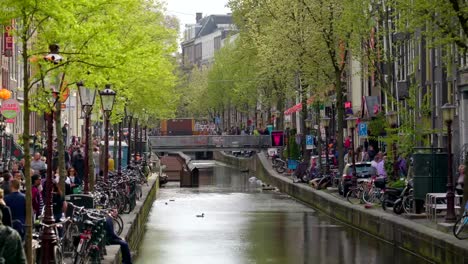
[196,14,233,38]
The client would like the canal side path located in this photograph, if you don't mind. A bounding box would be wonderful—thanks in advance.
[102,172,159,264]
[214,151,468,264]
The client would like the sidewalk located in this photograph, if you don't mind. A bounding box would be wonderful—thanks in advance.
[214,151,468,264]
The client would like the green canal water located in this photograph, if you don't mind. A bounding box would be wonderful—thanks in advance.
[136,161,430,264]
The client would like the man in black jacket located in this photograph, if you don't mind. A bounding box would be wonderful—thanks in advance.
[0,210,26,263]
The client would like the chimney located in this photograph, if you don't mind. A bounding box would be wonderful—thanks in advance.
[196,13,202,23]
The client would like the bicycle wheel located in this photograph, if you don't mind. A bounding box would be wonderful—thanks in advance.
[402,194,414,214]
[381,193,389,211]
[362,189,376,204]
[54,245,63,264]
[347,188,361,204]
[114,215,124,235]
[112,217,122,236]
[275,166,285,174]
[123,197,132,214]
[453,215,468,240]
[63,223,80,254]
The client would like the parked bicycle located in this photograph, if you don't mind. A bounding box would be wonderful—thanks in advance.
[453,202,468,240]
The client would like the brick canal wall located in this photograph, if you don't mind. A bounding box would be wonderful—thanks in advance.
[214,152,468,264]
[103,174,159,263]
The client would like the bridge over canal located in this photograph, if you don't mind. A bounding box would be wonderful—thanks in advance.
[148,135,272,152]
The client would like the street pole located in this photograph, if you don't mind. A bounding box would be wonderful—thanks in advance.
[325,125,330,174]
[351,127,357,186]
[103,113,110,182]
[127,116,132,166]
[134,118,138,162]
[41,112,57,264]
[118,121,122,175]
[139,125,143,158]
[83,113,91,194]
[446,119,456,222]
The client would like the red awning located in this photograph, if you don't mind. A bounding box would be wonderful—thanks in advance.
[284,96,315,115]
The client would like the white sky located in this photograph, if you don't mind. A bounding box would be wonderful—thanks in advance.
[163,0,231,43]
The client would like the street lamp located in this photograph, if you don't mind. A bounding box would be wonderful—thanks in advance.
[133,112,139,162]
[77,81,96,194]
[442,103,456,222]
[40,44,63,264]
[386,111,399,181]
[100,85,116,182]
[321,116,331,174]
[346,116,358,186]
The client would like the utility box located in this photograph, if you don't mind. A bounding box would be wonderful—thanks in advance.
[66,194,94,209]
[413,148,448,200]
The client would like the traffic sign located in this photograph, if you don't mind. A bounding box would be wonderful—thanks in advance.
[358,123,368,137]
[306,135,314,150]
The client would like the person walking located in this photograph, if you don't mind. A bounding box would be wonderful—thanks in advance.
[1,172,11,196]
[31,152,46,174]
[31,174,44,219]
[0,209,26,263]
[93,147,101,176]
[4,179,26,238]
[0,189,12,227]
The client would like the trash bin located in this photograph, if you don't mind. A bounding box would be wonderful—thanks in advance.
[66,194,94,209]
[413,148,448,201]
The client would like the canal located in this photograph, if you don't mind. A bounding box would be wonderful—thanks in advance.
[136,161,430,264]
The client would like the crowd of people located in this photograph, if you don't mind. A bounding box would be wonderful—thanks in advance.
[0,135,123,263]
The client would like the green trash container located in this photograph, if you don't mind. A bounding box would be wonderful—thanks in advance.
[413,148,448,201]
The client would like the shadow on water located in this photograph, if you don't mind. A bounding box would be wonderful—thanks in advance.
[136,163,431,264]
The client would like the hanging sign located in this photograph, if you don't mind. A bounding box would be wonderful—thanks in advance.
[1,99,20,120]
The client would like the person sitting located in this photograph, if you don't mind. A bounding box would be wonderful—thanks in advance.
[106,210,132,264]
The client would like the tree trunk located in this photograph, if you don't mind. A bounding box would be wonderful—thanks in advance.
[88,130,95,191]
[300,76,308,161]
[54,92,67,193]
[336,72,345,173]
[21,32,33,264]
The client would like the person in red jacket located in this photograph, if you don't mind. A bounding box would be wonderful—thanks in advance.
[31,174,43,219]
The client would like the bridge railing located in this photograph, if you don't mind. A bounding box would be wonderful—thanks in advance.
[148,135,271,150]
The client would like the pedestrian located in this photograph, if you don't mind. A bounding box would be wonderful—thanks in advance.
[62,122,69,146]
[31,174,44,219]
[456,165,465,195]
[375,152,386,177]
[93,147,101,176]
[106,209,133,264]
[0,209,26,263]
[344,136,351,150]
[4,179,26,238]
[1,172,11,196]
[72,149,85,181]
[367,145,376,161]
[31,152,46,174]
[65,167,81,195]
[52,183,66,223]
[108,152,115,172]
[0,189,12,227]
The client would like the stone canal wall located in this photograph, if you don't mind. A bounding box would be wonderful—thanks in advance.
[214,152,468,264]
[103,174,159,263]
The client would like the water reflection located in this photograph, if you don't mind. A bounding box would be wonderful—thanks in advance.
[136,164,429,264]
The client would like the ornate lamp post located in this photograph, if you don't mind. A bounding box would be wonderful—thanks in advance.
[346,116,358,186]
[442,103,456,222]
[77,81,96,194]
[133,112,139,162]
[386,111,398,181]
[321,116,331,174]
[40,44,63,264]
[99,85,116,182]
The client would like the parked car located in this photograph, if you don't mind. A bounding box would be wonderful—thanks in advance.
[337,162,377,196]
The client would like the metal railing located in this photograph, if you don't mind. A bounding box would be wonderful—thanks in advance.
[148,135,271,151]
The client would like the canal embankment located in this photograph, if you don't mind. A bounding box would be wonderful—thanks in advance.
[103,173,159,264]
[214,151,468,264]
